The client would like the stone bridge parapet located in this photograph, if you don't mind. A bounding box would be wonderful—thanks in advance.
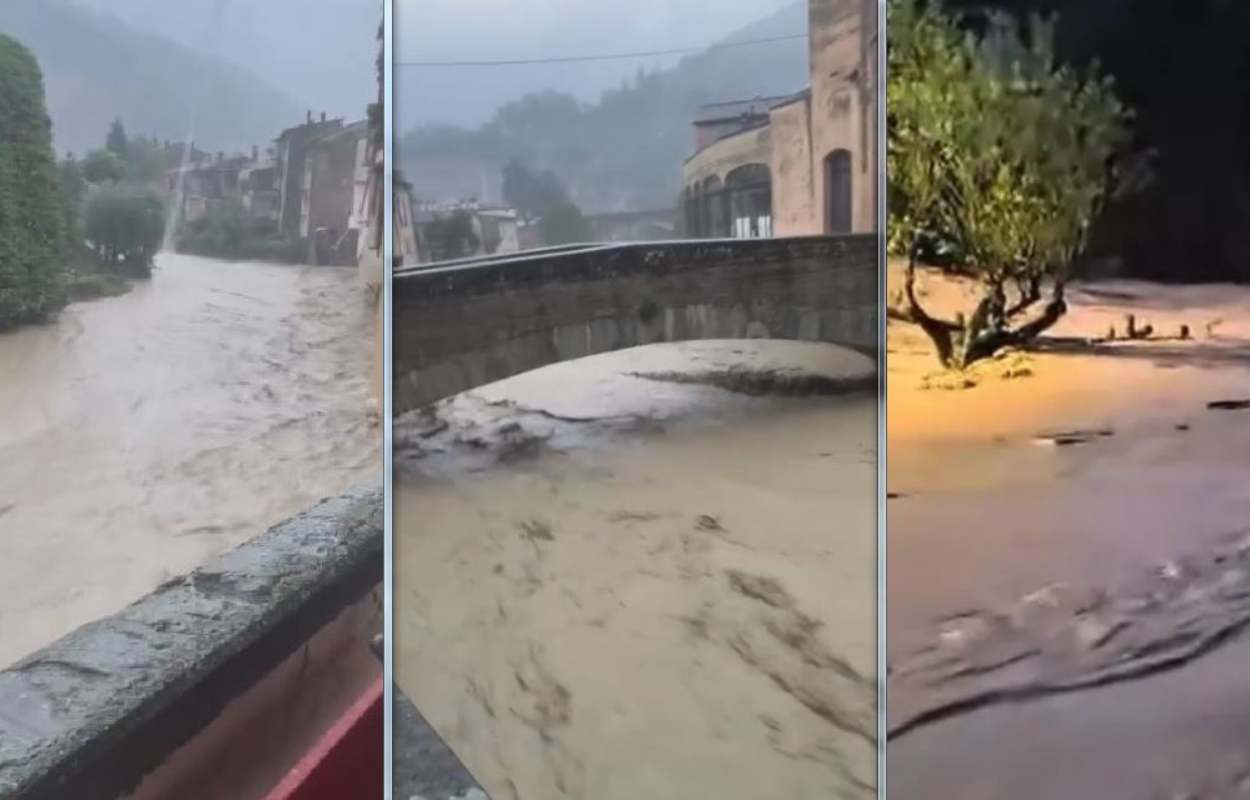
[393,235,878,414]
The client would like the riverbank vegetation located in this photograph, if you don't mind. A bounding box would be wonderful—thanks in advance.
[0,36,171,329]
[887,0,1135,369]
[174,199,305,264]
[41,115,172,308]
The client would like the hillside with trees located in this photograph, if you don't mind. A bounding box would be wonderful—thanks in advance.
[400,1,809,213]
[0,0,301,156]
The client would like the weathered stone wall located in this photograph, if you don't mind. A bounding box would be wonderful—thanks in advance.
[393,235,878,414]
[769,94,817,237]
[682,0,878,238]
[807,0,877,234]
[0,487,383,800]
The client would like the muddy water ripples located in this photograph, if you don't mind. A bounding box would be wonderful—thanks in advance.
[0,253,377,667]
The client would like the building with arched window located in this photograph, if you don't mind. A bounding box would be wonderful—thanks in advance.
[681,0,876,238]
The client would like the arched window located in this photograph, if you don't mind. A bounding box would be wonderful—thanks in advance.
[824,149,853,234]
[725,164,772,239]
[702,175,727,238]
[682,186,700,238]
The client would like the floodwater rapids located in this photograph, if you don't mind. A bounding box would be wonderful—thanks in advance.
[0,252,379,667]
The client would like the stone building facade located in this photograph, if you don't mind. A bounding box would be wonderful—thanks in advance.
[682,0,877,238]
[301,120,368,265]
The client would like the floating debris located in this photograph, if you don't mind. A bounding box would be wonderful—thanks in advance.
[1208,399,1250,411]
[696,514,724,532]
[1032,428,1114,447]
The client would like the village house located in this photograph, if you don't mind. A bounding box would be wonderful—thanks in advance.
[167,150,253,225]
[274,112,345,240]
[393,176,420,264]
[411,201,522,264]
[301,120,368,265]
[682,0,877,238]
[239,148,280,225]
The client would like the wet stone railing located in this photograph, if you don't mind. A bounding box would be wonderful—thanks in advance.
[0,486,383,800]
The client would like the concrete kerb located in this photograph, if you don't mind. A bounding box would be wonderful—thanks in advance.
[0,485,383,800]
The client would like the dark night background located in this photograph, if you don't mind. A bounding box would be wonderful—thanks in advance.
[948,0,1250,283]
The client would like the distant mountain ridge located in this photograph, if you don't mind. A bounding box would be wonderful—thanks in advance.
[401,1,810,213]
[0,0,303,156]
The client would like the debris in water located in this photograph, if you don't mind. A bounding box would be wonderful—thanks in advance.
[1032,428,1114,447]
[696,514,724,532]
[519,519,554,543]
[1208,399,1250,410]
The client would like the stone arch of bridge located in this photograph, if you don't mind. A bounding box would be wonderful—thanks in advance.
[392,236,877,415]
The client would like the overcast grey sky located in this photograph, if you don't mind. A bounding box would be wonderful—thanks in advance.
[396,0,798,131]
[70,0,377,121]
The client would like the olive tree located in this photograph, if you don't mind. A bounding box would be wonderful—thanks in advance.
[888,0,1133,368]
[83,184,165,277]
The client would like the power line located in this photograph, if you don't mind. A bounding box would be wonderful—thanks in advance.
[396,33,806,68]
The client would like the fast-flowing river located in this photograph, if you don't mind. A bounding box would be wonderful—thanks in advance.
[887,276,1250,799]
[393,341,879,800]
[0,252,378,667]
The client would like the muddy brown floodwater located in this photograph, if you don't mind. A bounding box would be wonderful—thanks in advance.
[394,341,879,800]
[888,269,1250,799]
[0,253,378,667]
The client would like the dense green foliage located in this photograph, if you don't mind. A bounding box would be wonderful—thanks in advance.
[888,0,1133,368]
[175,198,303,263]
[503,160,570,223]
[539,202,592,246]
[82,183,164,277]
[81,148,126,184]
[0,33,66,327]
[105,117,128,159]
[400,2,808,212]
[58,155,88,255]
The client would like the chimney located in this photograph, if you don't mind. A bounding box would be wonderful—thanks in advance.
[320,112,326,123]
[306,110,313,125]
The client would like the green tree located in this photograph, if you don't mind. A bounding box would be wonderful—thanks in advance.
[121,135,175,184]
[82,148,127,184]
[83,184,165,277]
[539,200,592,246]
[502,160,569,222]
[58,154,88,254]
[106,117,129,160]
[888,0,1133,368]
[0,33,65,327]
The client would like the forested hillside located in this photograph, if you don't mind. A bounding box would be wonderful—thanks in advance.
[0,0,301,155]
[401,2,809,213]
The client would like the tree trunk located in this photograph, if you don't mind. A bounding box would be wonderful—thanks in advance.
[960,281,1067,366]
[902,242,960,367]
